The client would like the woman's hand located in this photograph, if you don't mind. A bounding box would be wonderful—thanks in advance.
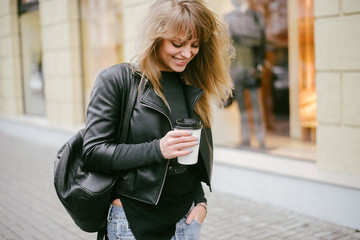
[160,130,199,159]
[186,203,207,224]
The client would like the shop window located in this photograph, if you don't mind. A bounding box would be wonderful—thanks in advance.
[213,0,316,161]
[18,0,45,116]
[18,0,39,15]
[298,0,316,142]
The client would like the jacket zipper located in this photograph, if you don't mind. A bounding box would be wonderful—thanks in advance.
[140,102,172,205]
[140,80,204,205]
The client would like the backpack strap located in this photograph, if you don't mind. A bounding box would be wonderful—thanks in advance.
[96,64,139,240]
[117,66,139,143]
[97,228,107,240]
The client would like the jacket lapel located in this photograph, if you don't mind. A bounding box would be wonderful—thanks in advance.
[183,84,204,116]
[140,82,171,119]
[140,80,204,121]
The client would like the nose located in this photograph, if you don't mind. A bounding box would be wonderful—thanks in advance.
[181,44,191,58]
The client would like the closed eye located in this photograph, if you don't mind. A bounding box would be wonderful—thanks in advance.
[172,42,182,48]
[171,40,199,48]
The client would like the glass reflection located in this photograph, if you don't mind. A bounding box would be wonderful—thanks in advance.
[216,0,316,161]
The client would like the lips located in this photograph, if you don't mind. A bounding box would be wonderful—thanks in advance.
[173,57,188,64]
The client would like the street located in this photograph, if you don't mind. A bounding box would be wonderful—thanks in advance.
[0,119,359,240]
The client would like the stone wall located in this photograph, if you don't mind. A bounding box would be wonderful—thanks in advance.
[315,0,360,174]
[39,0,84,125]
[0,1,23,116]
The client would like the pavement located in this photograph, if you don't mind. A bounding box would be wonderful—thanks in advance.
[0,118,360,240]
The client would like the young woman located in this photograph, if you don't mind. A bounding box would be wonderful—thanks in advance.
[83,0,233,239]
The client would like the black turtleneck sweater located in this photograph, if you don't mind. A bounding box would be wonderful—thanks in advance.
[118,71,206,240]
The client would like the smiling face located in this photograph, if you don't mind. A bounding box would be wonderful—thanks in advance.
[156,33,200,72]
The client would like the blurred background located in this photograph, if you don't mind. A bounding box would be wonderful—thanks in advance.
[0,0,360,235]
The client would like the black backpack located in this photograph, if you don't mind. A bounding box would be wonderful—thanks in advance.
[54,69,138,236]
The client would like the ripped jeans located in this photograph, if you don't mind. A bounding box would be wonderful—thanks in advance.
[107,204,202,240]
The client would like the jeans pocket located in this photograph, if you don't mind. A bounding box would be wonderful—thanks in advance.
[192,219,202,226]
[107,205,136,240]
[175,217,202,240]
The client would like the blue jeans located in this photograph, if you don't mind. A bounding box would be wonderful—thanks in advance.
[107,204,202,240]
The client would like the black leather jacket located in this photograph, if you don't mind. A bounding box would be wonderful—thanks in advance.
[83,63,213,205]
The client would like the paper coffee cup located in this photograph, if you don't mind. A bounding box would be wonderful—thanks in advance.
[174,118,202,165]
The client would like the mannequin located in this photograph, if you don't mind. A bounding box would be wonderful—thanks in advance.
[236,0,249,13]
[225,0,266,149]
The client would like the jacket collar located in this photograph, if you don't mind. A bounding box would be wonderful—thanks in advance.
[183,84,204,117]
[140,82,171,118]
[139,79,204,123]
[131,63,204,120]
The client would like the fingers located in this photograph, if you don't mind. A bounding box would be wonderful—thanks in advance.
[160,130,199,159]
[169,135,198,145]
[167,130,199,142]
[168,129,193,137]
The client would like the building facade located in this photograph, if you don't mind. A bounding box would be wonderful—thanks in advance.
[0,0,360,228]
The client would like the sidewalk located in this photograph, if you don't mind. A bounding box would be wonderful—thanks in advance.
[0,118,359,240]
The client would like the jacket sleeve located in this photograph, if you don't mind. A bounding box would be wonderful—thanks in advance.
[83,64,166,174]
